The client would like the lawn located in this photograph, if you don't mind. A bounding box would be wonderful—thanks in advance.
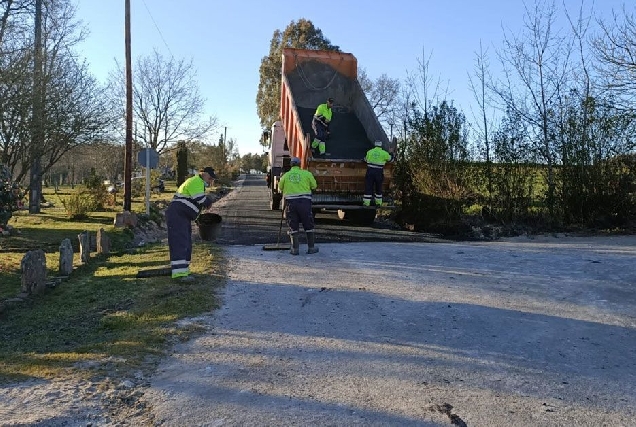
[0,180,226,384]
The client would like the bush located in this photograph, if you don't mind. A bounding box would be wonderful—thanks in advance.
[59,188,95,220]
[83,168,109,210]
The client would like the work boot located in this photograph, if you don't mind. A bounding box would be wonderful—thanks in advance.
[306,231,319,254]
[289,232,299,255]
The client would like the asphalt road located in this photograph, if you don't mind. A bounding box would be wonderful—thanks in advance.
[142,174,636,426]
[204,174,440,246]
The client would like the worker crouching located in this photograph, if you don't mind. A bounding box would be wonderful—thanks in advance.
[278,157,319,255]
[165,166,217,280]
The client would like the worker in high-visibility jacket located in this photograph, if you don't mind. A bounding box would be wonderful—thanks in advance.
[278,157,319,255]
[363,140,393,207]
[165,166,216,280]
[310,97,333,156]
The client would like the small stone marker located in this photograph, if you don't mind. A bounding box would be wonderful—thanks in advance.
[21,249,47,294]
[97,228,111,255]
[78,231,90,264]
[59,238,74,276]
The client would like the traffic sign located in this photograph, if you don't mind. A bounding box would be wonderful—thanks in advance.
[137,148,159,169]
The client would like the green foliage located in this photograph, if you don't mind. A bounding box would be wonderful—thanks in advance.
[131,170,163,198]
[240,152,268,172]
[59,169,110,219]
[256,19,340,129]
[82,168,109,210]
[0,165,24,227]
[394,100,472,228]
[59,188,95,220]
[176,140,188,186]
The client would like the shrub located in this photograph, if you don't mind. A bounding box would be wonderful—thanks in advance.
[59,189,95,220]
[83,168,109,210]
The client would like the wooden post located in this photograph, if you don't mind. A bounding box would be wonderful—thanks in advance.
[123,0,133,212]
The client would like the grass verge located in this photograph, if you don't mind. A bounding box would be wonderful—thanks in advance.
[0,242,224,384]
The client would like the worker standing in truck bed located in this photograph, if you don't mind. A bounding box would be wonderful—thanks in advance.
[310,97,333,157]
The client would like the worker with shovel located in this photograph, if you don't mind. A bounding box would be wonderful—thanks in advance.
[278,157,319,255]
[165,166,216,280]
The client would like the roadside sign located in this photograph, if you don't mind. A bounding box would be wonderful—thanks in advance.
[137,148,159,169]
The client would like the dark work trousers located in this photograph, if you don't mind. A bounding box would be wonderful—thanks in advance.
[285,198,314,232]
[312,118,328,142]
[165,202,196,276]
[364,167,384,204]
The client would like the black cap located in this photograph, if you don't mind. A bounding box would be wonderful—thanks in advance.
[327,97,334,103]
[200,167,216,178]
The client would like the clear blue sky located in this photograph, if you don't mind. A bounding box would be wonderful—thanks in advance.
[74,0,628,156]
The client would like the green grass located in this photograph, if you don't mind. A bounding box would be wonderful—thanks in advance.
[0,182,226,384]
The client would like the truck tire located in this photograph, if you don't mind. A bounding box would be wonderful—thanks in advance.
[356,209,377,226]
[337,209,376,226]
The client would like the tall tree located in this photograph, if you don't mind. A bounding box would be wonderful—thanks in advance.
[358,67,401,135]
[593,5,636,110]
[0,0,110,186]
[491,0,573,218]
[256,19,339,129]
[107,49,218,154]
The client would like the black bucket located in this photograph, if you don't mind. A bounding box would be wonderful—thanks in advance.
[196,213,222,241]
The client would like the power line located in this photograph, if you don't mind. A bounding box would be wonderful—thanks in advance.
[140,0,173,56]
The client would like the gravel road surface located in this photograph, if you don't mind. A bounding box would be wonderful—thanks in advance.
[142,176,636,426]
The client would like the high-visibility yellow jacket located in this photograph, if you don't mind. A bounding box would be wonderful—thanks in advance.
[365,147,392,169]
[171,174,212,217]
[279,166,317,200]
[314,103,333,123]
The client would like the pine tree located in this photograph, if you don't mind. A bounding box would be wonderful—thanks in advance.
[256,19,340,129]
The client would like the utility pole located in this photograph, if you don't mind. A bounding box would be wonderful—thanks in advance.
[223,126,227,160]
[123,0,133,212]
[29,0,43,214]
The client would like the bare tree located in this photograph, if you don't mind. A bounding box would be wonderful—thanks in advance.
[0,0,110,186]
[468,40,498,203]
[468,41,496,163]
[406,47,449,120]
[491,0,573,217]
[358,67,401,132]
[108,49,218,153]
[593,5,636,109]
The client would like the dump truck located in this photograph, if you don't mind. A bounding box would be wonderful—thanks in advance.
[267,47,395,225]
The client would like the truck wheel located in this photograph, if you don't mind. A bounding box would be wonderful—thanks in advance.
[270,193,282,210]
[356,209,377,226]
[338,209,376,226]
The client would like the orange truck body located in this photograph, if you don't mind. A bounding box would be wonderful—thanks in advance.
[269,48,394,217]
